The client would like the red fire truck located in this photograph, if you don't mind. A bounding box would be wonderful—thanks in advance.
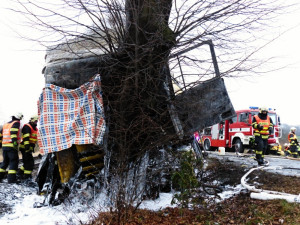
[201,107,282,153]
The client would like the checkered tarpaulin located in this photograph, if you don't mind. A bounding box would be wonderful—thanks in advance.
[37,74,106,154]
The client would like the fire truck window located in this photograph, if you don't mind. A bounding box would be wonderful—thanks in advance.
[239,113,248,123]
[268,113,277,125]
[219,122,224,133]
[230,116,237,123]
[204,128,211,135]
[251,112,258,117]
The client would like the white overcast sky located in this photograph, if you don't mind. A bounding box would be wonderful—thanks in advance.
[0,2,45,124]
[0,1,300,125]
[223,3,300,126]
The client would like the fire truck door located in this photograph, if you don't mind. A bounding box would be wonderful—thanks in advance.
[211,124,219,140]
[211,123,225,140]
[219,122,225,140]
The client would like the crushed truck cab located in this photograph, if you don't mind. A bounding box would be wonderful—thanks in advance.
[35,38,235,205]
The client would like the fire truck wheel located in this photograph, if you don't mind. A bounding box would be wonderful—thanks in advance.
[203,139,211,151]
[233,138,244,153]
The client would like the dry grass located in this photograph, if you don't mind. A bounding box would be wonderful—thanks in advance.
[89,198,300,225]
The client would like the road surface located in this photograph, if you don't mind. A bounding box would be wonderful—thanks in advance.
[207,151,300,177]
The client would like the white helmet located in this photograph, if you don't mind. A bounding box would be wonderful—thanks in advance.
[30,115,39,123]
[13,112,24,120]
[259,106,268,113]
[291,127,296,131]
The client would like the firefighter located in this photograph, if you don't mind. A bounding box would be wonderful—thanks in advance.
[284,143,291,156]
[18,115,38,180]
[0,112,23,183]
[288,127,298,158]
[252,107,274,166]
[269,144,278,155]
[277,144,284,156]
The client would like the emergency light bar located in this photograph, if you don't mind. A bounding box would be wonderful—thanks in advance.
[249,106,274,111]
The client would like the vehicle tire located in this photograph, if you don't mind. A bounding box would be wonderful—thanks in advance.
[233,138,244,153]
[203,139,211,151]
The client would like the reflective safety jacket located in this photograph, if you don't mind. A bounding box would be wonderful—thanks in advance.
[2,121,21,147]
[20,123,38,151]
[0,128,2,147]
[252,115,273,139]
[288,132,298,146]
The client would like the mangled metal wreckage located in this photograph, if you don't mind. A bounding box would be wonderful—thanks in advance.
[36,39,235,206]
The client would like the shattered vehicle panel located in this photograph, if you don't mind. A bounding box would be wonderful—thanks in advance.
[174,77,235,134]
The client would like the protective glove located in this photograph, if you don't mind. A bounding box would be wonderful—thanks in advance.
[257,124,263,131]
[268,127,273,134]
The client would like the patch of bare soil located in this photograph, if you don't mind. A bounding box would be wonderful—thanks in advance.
[88,158,300,225]
[204,158,249,186]
[249,170,300,195]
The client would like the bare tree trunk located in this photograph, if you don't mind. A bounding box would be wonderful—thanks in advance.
[103,0,176,166]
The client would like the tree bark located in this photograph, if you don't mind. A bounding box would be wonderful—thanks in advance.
[101,0,177,164]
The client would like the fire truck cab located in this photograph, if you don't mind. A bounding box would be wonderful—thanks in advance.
[202,106,281,153]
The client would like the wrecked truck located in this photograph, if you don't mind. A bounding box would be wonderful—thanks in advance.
[35,38,235,206]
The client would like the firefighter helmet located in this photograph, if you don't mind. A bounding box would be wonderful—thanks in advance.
[13,112,24,120]
[290,127,296,132]
[30,115,39,123]
[259,106,268,113]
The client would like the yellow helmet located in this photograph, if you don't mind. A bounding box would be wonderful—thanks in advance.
[30,115,39,123]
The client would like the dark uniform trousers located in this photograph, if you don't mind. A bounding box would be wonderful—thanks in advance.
[19,148,34,178]
[255,136,268,163]
[0,147,19,182]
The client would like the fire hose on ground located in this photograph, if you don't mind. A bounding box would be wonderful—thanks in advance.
[241,165,300,203]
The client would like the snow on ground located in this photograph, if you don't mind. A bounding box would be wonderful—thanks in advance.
[0,181,96,225]
[139,193,175,211]
[0,182,244,224]
[3,151,298,224]
[216,184,244,202]
[0,185,177,225]
[1,152,299,224]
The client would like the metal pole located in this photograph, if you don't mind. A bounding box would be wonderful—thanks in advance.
[171,40,221,78]
[177,55,187,90]
[207,40,220,77]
